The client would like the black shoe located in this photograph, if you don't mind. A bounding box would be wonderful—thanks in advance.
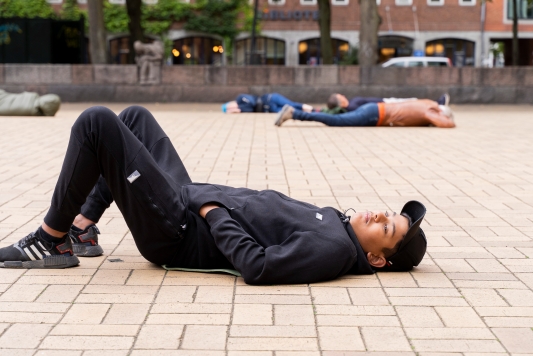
[0,230,79,269]
[69,225,103,257]
[437,93,450,106]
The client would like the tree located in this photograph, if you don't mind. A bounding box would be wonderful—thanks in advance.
[511,0,519,65]
[87,0,108,63]
[126,0,145,63]
[0,0,56,18]
[317,0,333,64]
[358,0,380,66]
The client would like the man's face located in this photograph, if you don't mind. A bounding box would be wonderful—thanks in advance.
[350,210,409,262]
[337,94,349,108]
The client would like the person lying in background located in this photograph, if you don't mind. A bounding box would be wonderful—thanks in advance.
[323,93,450,114]
[275,99,455,128]
[222,93,314,114]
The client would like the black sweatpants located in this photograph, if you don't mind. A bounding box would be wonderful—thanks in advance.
[44,106,191,265]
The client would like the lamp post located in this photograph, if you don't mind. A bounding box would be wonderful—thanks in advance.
[249,0,260,65]
[480,0,486,66]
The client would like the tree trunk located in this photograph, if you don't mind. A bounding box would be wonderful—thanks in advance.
[512,0,519,66]
[126,0,145,64]
[87,0,107,64]
[359,0,380,67]
[317,0,333,65]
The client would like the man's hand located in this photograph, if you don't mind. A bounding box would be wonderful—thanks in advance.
[199,203,220,218]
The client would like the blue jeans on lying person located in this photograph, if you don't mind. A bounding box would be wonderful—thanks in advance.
[292,103,379,127]
[264,93,304,113]
[235,93,304,113]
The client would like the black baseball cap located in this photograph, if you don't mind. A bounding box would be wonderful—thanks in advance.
[380,200,427,272]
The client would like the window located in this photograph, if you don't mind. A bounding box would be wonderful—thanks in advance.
[332,0,349,5]
[376,0,381,5]
[389,62,405,67]
[395,0,412,5]
[425,38,475,66]
[300,0,317,4]
[172,37,224,65]
[459,0,475,5]
[109,36,131,65]
[427,0,444,6]
[428,61,448,66]
[378,35,414,63]
[408,61,424,67]
[235,37,285,65]
[507,0,533,19]
[268,0,286,5]
[298,38,350,65]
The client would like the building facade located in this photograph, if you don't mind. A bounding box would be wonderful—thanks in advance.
[48,0,533,66]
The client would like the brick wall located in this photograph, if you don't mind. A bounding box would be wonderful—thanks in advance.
[52,0,533,34]
[258,0,483,32]
[1,64,532,104]
[485,0,533,32]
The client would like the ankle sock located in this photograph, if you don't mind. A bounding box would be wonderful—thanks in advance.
[38,226,67,243]
[70,225,83,232]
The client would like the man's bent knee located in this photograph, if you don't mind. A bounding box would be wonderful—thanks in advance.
[74,106,118,128]
[118,105,153,123]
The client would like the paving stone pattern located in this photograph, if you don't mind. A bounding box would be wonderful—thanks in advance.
[0,103,532,355]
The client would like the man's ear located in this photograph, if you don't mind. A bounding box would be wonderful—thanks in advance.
[366,252,387,268]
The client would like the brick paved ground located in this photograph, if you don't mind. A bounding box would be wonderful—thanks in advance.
[0,103,532,355]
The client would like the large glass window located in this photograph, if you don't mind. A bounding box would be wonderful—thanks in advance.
[109,36,157,64]
[234,37,285,65]
[109,36,131,64]
[425,38,475,67]
[171,37,223,65]
[298,38,349,65]
[507,0,533,19]
[378,35,413,63]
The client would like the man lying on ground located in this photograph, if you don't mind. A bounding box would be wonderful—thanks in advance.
[222,93,315,114]
[326,93,450,113]
[0,89,61,116]
[275,99,456,128]
[0,106,427,285]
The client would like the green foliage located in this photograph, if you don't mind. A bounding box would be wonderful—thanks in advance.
[185,0,248,39]
[142,0,190,35]
[0,0,256,46]
[61,0,84,21]
[0,0,56,19]
[103,1,129,33]
[339,47,359,65]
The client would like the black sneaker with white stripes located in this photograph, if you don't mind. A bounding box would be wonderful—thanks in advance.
[69,225,103,257]
[0,230,79,269]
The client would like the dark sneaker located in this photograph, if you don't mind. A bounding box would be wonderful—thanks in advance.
[275,105,295,127]
[69,225,103,257]
[437,93,450,106]
[0,230,79,269]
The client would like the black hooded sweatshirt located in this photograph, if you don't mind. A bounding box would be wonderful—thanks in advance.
[171,183,374,285]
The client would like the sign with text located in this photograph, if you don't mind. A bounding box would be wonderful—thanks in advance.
[261,10,320,21]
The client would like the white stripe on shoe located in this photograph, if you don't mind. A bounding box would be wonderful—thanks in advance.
[37,242,51,256]
[23,247,38,261]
